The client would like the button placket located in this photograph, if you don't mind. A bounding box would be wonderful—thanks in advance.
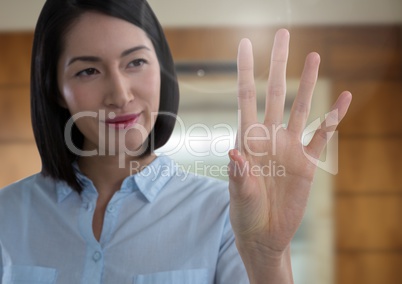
[107,204,116,213]
[92,251,102,262]
[84,202,93,212]
[99,198,123,246]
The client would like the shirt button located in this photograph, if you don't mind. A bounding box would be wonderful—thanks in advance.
[93,251,102,262]
[85,203,93,212]
[107,204,116,213]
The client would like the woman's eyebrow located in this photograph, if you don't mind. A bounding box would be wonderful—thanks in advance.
[67,45,151,66]
[121,45,151,57]
[67,56,101,66]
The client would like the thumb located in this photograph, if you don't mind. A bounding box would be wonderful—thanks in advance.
[228,149,250,193]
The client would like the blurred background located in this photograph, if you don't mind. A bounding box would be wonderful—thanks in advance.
[0,0,401,283]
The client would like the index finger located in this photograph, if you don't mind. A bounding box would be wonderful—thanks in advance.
[237,39,258,130]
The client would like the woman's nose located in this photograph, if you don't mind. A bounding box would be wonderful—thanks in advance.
[104,71,134,108]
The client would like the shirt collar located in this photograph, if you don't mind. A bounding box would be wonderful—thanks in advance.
[55,162,96,203]
[56,181,74,203]
[56,155,176,203]
[131,155,176,203]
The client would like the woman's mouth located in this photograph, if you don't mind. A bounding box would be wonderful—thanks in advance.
[105,113,141,129]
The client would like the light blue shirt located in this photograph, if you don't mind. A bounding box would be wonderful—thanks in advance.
[0,156,248,284]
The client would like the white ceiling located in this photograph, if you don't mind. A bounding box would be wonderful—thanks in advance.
[0,0,401,31]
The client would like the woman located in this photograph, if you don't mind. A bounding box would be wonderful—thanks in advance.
[0,0,352,283]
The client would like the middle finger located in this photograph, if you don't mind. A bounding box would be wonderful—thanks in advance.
[264,29,290,127]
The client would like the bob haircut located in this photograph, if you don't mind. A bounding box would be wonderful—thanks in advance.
[31,0,179,193]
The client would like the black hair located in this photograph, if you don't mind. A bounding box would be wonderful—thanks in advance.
[31,0,179,193]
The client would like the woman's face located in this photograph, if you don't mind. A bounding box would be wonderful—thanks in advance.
[58,11,161,156]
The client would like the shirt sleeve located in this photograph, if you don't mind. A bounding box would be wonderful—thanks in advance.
[215,212,249,284]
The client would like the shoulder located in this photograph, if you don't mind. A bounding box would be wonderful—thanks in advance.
[0,174,38,199]
[0,173,57,213]
[177,171,228,193]
[161,157,230,206]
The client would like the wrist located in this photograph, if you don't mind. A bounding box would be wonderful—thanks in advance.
[237,240,289,265]
[236,241,293,284]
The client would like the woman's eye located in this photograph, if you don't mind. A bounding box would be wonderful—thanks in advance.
[76,68,99,77]
[128,59,147,68]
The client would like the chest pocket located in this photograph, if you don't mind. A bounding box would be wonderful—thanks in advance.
[133,268,208,284]
[2,265,57,284]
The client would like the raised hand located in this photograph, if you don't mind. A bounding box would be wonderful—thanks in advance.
[227,29,352,283]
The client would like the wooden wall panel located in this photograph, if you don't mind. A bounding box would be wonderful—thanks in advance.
[165,27,275,78]
[338,139,402,192]
[331,26,402,283]
[336,196,402,250]
[337,253,402,284]
[0,143,41,188]
[0,33,33,85]
[327,26,402,80]
[165,27,328,80]
[0,86,33,141]
[0,33,37,189]
[334,81,402,136]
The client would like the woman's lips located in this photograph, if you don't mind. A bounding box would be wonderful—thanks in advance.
[105,113,141,129]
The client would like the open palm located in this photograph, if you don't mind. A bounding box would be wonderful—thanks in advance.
[228,29,352,254]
